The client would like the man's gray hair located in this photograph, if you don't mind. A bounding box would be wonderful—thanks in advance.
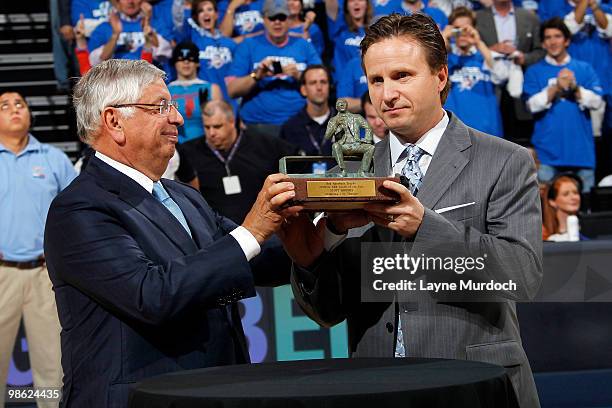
[202,100,235,122]
[73,59,166,145]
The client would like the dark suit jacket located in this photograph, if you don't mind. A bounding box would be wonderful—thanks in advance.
[291,113,543,408]
[44,156,288,408]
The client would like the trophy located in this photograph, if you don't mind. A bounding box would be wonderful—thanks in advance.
[279,99,400,211]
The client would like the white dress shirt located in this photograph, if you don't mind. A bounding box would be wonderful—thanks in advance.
[389,111,449,177]
[95,151,261,261]
[492,5,517,45]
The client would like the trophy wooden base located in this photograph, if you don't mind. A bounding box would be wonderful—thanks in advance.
[288,177,400,211]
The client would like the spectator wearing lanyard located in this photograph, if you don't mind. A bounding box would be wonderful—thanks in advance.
[280,65,334,156]
[179,100,298,223]
[0,91,76,406]
[168,41,222,143]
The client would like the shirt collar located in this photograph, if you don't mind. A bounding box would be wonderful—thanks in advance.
[492,5,515,17]
[545,54,571,66]
[170,78,205,86]
[0,134,41,154]
[389,111,449,166]
[95,151,155,193]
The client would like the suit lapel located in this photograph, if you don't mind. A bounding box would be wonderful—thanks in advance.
[373,137,396,242]
[162,181,214,249]
[415,113,471,210]
[119,178,198,255]
[374,137,392,178]
[482,8,498,44]
[86,157,197,255]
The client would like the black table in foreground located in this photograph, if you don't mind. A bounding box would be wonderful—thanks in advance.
[128,358,519,408]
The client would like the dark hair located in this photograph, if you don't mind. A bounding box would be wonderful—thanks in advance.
[360,13,450,104]
[448,6,475,25]
[343,0,373,33]
[300,64,331,86]
[540,17,571,41]
[192,0,218,22]
[360,90,371,112]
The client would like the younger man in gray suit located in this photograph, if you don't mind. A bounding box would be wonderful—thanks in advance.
[280,13,543,408]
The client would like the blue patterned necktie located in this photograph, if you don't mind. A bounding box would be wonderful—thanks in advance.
[401,144,425,195]
[152,182,192,238]
[395,145,425,358]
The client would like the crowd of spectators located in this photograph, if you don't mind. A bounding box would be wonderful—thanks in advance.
[46,0,612,227]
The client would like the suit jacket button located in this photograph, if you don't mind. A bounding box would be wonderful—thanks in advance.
[386,322,393,333]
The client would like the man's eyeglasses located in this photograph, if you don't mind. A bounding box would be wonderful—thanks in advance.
[267,14,287,22]
[110,99,179,115]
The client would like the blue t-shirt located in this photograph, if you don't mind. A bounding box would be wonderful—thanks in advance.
[0,136,76,261]
[327,14,346,39]
[71,0,111,27]
[333,27,365,80]
[180,19,237,100]
[568,11,612,95]
[151,0,177,41]
[523,57,603,168]
[444,50,503,137]
[89,15,170,60]
[539,0,611,21]
[372,0,447,28]
[228,34,322,124]
[289,23,325,56]
[218,0,264,36]
[168,79,213,143]
[337,57,368,99]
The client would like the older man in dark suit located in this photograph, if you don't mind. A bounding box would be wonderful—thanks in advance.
[282,13,543,408]
[44,59,299,408]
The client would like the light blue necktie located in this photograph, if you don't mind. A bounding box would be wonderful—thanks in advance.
[152,182,192,238]
[401,144,425,195]
[395,145,425,358]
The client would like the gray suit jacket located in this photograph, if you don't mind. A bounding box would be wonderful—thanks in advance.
[291,112,543,408]
[476,7,545,121]
[476,6,544,67]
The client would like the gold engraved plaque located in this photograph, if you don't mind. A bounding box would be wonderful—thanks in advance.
[306,180,376,198]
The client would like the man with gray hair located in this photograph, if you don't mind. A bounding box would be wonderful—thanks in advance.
[44,59,301,408]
